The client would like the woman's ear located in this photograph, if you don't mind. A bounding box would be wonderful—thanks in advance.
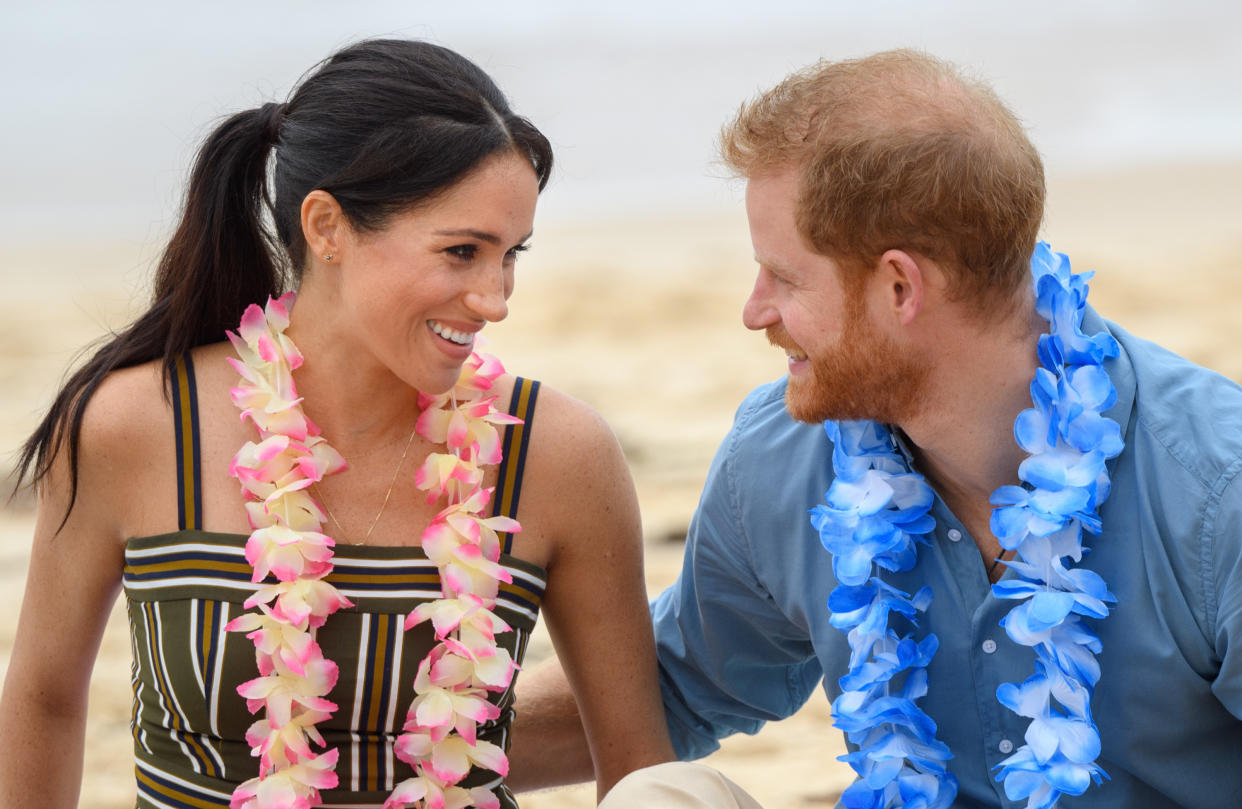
[301,190,346,265]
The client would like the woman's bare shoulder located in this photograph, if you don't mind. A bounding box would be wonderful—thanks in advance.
[32,357,173,542]
[516,380,640,556]
[522,381,626,466]
[80,358,172,457]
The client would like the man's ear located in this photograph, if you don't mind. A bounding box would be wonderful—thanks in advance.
[300,190,346,266]
[875,249,925,326]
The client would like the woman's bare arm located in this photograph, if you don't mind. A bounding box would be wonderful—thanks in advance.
[510,388,675,799]
[0,368,158,808]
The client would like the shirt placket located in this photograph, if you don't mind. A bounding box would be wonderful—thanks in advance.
[932,502,1029,808]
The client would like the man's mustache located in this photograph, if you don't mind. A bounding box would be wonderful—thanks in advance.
[766,324,802,354]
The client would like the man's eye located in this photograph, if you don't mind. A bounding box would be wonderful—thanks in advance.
[763,266,789,285]
[447,245,477,261]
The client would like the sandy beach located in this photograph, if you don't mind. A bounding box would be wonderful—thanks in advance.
[2,159,1241,808]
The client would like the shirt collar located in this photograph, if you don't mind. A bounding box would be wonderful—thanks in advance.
[1083,303,1137,447]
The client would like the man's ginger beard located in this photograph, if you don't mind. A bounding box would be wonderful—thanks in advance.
[767,293,930,425]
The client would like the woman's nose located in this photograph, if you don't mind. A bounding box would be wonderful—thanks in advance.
[465,271,509,323]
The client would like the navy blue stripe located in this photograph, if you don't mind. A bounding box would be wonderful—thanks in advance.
[498,378,540,555]
[137,764,226,807]
[501,592,541,614]
[125,567,255,584]
[137,782,205,809]
[327,580,441,593]
[130,550,444,577]
[200,600,219,710]
[184,351,203,530]
[127,550,247,565]
[171,358,187,532]
[509,379,540,507]
[329,567,440,577]
[491,380,521,523]
[504,379,540,554]
[374,615,397,786]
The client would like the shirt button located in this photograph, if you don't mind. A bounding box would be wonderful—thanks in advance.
[999,739,1014,754]
[947,529,963,542]
[982,639,998,654]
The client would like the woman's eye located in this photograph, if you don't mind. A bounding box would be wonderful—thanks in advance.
[446,244,477,261]
[506,243,531,261]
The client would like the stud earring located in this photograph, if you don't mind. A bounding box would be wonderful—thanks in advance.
[323,253,334,262]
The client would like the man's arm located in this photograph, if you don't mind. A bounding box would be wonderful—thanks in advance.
[1211,472,1242,717]
[507,659,594,792]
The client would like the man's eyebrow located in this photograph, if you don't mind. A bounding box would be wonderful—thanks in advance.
[434,228,534,245]
[754,253,790,272]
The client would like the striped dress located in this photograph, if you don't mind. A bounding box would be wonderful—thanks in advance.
[123,356,545,808]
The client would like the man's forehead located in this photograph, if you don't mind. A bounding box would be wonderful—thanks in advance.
[744,166,800,203]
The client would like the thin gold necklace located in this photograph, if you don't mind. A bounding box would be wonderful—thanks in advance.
[314,424,418,545]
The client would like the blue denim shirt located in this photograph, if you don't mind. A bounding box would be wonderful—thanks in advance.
[653,308,1242,808]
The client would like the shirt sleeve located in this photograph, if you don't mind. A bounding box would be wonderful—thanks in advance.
[1210,466,1242,718]
[651,391,823,760]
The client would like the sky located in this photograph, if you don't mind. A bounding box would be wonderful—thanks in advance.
[3,1,1240,244]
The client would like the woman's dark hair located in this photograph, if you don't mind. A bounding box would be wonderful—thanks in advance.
[16,39,553,522]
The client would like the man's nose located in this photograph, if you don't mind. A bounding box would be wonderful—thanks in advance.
[742,271,778,331]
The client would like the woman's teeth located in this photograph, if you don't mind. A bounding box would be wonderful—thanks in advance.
[430,320,473,346]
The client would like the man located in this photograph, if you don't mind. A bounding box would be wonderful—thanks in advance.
[510,50,1242,808]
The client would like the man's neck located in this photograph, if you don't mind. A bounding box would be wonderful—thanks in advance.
[898,305,1045,523]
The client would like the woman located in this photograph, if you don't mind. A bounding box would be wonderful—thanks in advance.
[0,39,673,809]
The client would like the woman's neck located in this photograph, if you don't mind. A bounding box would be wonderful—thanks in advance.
[282,282,422,452]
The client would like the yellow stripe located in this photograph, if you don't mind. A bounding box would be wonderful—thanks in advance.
[125,559,253,577]
[174,355,197,531]
[198,600,213,687]
[496,380,533,524]
[135,766,223,809]
[129,602,143,747]
[366,614,391,789]
[327,572,441,585]
[499,579,544,605]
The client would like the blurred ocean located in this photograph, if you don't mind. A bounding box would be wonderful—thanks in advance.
[3,0,1241,245]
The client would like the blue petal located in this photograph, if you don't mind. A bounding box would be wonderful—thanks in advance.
[839,779,884,809]
[1026,718,1060,764]
[993,579,1043,601]
[1014,408,1052,454]
[1063,567,1116,604]
[833,547,875,586]
[1028,590,1076,630]
[1050,718,1101,764]
[1044,759,1093,795]
[991,485,1030,507]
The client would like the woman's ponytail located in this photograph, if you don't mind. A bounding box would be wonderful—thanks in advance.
[15,103,288,521]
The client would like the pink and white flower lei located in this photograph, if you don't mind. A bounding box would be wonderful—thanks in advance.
[225,293,523,809]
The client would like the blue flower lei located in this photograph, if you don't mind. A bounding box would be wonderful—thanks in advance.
[810,243,1122,809]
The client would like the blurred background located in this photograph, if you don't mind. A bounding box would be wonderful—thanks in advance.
[3,2,1241,806]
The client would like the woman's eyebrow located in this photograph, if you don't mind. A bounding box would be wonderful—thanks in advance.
[434,228,535,245]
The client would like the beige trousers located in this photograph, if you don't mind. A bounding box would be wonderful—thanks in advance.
[597,762,765,808]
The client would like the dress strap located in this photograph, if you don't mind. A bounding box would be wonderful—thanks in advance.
[492,377,540,555]
[170,352,203,531]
